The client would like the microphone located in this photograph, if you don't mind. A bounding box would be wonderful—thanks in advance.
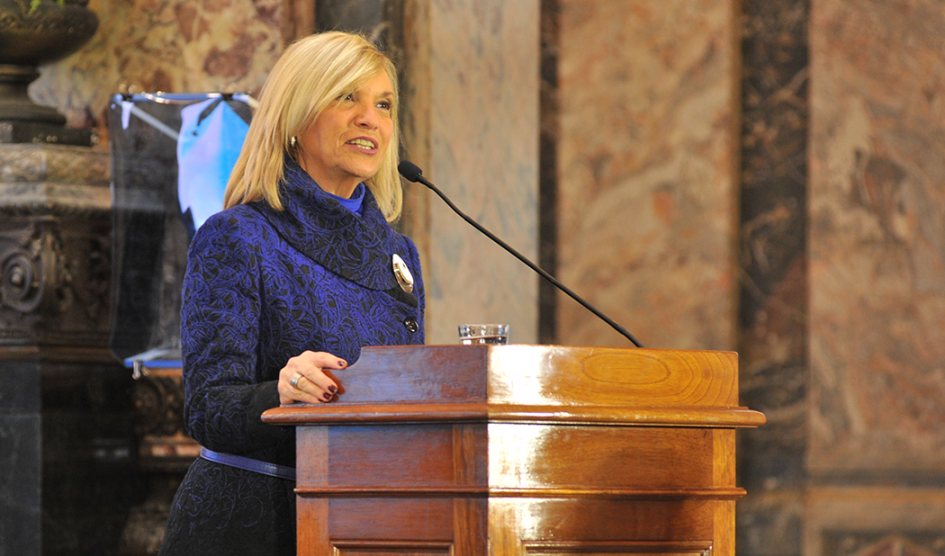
[398,160,643,348]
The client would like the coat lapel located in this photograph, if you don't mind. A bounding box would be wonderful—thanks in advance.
[252,158,402,292]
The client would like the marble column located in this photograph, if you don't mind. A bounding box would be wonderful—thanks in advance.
[555,0,740,350]
[400,0,541,344]
[736,1,809,555]
[429,0,540,343]
[807,0,945,553]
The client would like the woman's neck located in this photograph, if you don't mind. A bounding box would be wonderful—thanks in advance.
[298,160,359,199]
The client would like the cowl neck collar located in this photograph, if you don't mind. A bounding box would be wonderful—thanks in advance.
[250,157,401,291]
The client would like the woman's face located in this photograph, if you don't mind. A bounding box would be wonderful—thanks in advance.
[297,71,395,198]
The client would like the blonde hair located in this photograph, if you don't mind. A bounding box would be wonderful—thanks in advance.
[224,32,403,222]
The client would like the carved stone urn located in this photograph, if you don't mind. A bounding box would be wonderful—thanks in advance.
[0,0,98,144]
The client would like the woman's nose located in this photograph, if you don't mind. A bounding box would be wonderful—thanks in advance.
[354,103,379,129]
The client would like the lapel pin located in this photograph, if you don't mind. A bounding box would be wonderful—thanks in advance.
[391,254,414,293]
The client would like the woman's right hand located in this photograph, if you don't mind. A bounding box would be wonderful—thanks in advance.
[278,351,346,405]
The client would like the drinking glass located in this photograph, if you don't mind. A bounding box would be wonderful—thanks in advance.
[458,324,509,345]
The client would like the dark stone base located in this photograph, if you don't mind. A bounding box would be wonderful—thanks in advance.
[0,120,94,147]
[0,412,42,555]
[0,356,142,556]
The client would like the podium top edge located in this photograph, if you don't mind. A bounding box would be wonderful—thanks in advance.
[282,344,745,411]
[365,344,736,354]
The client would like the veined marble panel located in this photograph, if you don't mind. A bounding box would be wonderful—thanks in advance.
[424,0,540,344]
[556,0,739,349]
[30,0,287,135]
[809,0,945,474]
[735,2,809,555]
[804,487,945,556]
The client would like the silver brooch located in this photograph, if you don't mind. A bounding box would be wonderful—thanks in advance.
[392,254,414,293]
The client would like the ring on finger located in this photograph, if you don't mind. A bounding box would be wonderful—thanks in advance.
[290,373,303,389]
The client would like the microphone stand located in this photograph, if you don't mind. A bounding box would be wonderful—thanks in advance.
[398,161,643,348]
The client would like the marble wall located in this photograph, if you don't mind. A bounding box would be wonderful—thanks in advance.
[422,0,540,344]
[807,0,945,552]
[556,0,739,350]
[809,0,945,478]
[30,0,298,138]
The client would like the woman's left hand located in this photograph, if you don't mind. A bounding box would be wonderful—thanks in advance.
[278,351,347,405]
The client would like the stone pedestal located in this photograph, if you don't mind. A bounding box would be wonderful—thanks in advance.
[0,0,99,146]
[0,143,140,556]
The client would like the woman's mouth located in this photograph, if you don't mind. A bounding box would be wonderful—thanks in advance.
[346,138,378,150]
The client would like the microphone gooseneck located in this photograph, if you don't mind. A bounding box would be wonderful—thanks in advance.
[397,160,644,348]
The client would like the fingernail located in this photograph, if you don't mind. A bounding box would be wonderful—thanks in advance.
[323,392,333,401]
[338,360,347,367]
[328,385,337,394]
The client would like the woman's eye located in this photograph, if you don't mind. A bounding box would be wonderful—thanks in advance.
[377,101,392,110]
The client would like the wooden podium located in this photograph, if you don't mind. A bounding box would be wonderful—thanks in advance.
[263,345,765,556]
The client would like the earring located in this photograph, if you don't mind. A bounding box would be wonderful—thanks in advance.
[289,136,297,148]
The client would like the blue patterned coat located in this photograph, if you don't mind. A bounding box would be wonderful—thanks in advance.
[160,159,425,556]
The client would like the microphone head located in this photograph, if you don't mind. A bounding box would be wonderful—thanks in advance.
[398,160,424,182]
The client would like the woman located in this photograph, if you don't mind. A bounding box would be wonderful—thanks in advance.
[159,32,425,556]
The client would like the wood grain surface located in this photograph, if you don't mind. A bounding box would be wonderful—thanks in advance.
[263,346,763,556]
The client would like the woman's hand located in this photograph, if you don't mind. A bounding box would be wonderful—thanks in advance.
[278,351,347,405]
